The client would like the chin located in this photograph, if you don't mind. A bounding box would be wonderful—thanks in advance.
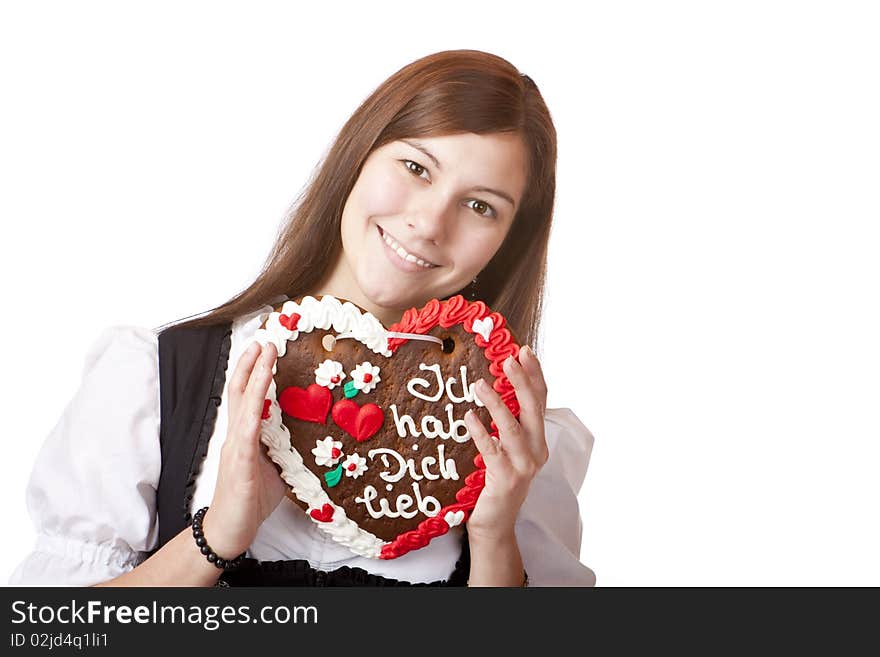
[356,274,420,311]
[353,263,463,314]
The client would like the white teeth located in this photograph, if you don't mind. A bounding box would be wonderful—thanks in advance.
[380,229,436,268]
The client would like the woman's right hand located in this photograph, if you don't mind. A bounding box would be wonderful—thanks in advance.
[202,340,288,559]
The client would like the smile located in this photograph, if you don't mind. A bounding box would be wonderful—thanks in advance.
[378,226,439,270]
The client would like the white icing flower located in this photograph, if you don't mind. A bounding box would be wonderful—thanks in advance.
[312,436,344,467]
[342,453,368,479]
[350,361,381,394]
[314,359,346,389]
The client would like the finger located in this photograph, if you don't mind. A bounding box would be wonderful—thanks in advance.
[238,341,277,438]
[244,340,276,406]
[476,378,533,471]
[464,408,502,465]
[226,343,277,466]
[503,357,549,464]
[229,341,263,400]
[518,346,548,409]
[515,348,550,465]
[502,354,545,450]
[475,378,518,435]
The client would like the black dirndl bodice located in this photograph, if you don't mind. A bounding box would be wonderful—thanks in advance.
[153,320,470,586]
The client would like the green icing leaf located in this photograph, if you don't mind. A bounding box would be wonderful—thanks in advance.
[324,464,343,488]
[343,380,358,399]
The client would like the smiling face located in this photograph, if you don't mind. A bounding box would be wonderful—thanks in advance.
[317,131,529,325]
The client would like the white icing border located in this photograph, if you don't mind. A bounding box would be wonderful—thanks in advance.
[248,295,392,559]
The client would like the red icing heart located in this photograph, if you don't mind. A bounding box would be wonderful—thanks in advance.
[309,503,334,523]
[279,312,301,331]
[331,399,384,442]
[278,383,332,424]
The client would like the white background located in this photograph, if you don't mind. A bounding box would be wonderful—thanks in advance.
[1,1,878,586]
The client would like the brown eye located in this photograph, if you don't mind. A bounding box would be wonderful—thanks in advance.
[402,159,428,179]
[467,199,496,218]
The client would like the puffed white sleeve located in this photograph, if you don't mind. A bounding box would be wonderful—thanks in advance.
[514,407,597,586]
[8,325,161,586]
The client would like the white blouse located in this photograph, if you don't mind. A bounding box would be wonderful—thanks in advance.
[9,302,597,587]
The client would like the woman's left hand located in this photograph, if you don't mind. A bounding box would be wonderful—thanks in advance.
[463,345,550,541]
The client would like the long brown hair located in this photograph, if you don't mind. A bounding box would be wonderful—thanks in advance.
[156,49,557,350]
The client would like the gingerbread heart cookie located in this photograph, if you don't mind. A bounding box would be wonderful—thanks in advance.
[252,294,521,559]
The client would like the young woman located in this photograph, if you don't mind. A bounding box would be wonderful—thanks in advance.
[10,49,596,587]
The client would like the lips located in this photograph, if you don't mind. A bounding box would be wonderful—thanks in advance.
[378,226,439,269]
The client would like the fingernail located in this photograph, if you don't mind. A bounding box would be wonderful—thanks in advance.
[248,342,260,353]
[521,345,532,358]
[504,355,514,370]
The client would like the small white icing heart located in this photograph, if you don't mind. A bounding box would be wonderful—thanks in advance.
[471,317,494,342]
[444,510,465,527]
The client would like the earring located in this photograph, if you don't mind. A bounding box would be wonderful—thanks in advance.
[467,276,479,301]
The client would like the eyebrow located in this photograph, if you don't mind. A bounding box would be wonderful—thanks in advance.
[400,139,517,209]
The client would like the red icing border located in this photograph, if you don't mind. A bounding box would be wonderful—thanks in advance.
[379,295,521,560]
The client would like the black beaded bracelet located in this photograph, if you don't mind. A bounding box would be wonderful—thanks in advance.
[191,506,246,570]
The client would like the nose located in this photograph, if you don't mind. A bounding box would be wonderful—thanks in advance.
[406,196,451,245]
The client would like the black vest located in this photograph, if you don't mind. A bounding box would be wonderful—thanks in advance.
[153,322,470,586]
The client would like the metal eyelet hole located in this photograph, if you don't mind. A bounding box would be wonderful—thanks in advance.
[441,337,455,354]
